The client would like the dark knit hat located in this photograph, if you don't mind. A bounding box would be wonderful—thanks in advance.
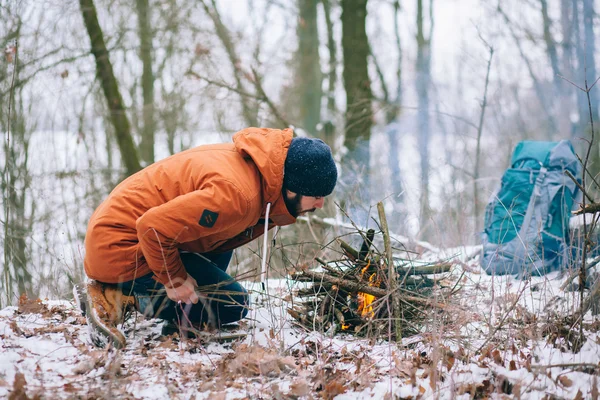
[283,137,338,197]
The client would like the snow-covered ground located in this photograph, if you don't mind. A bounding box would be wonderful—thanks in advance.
[1,251,599,399]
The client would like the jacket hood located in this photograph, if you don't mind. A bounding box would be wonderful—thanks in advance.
[233,127,294,203]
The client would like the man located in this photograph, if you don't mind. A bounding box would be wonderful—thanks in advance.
[75,127,337,348]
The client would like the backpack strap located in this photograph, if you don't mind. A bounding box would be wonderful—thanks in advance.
[519,166,547,238]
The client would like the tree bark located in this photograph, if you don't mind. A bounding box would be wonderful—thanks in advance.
[416,0,432,237]
[540,0,562,89]
[322,0,337,116]
[79,0,142,175]
[582,0,600,182]
[473,45,493,233]
[136,0,155,165]
[295,0,322,135]
[341,0,372,151]
[340,0,372,221]
[1,35,34,304]
[321,0,337,149]
[388,0,404,223]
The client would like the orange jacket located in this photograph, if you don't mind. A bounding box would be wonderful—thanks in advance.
[84,127,296,285]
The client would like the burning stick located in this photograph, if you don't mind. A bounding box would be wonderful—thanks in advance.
[288,206,454,339]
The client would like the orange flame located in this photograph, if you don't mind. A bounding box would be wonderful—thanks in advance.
[357,261,380,318]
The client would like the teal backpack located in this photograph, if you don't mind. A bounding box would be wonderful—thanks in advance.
[481,140,582,276]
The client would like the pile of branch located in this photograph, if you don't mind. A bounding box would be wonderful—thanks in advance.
[288,204,453,340]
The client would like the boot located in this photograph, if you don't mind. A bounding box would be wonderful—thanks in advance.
[73,280,137,349]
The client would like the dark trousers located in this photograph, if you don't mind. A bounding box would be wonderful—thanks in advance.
[119,251,248,328]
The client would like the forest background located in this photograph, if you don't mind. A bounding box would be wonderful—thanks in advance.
[1,0,599,308]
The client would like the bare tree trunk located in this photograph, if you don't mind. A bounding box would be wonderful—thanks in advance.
[371,0,404,227]
[79,0,142,176]
[1,35,34,305]
[136,0,155,165]
[388,0,404,216]
[340,0,372,222]
[416,0,432,237]
[540,0,562,89]
[582,0,600,181]
[558,0,575,138]
[200,0,258,127]
[321,0,337,148]
[341,0,372,148]
[473,44,494,232]
[295,0,322,135]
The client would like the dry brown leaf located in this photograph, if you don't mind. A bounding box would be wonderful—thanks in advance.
[72,359,96,375]
[393,357,414,379]
[478,345,492,362]
[63,383,77,393]
[209,392,226,400]
[9,321,24,336]
[512,383,521,398]
[289,378,310,397]
[509,360,517,371]
[4,46,15,63]
[323,380,346,400]
[225,345,297,378]
[574,389,584,400]
[557,375,573,388]
[444,353,455,371]
[157,337,175,349]
[18,294,47,315]
[9,372,27,400]
[492,349,503,364]
[456,383,473,395]
[194,44,210,57]
[429,367,436,391]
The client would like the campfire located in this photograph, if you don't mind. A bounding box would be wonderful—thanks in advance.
[288,205,453,340]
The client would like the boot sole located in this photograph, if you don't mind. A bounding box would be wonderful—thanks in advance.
[73,282,127,349]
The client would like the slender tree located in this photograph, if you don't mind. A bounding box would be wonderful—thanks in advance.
[415,0,433,237]
[79,0,142,176]
[294,0,322,135]
[370,0,404,226]
[1,30,34,305]
[321,0,337,149]
[581,0,599,181]
[136,0,155,165]
[341,0,373,222]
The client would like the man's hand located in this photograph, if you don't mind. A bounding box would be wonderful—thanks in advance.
[165,275,199,304]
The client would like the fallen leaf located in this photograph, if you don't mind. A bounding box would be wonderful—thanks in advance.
[323,380,346,400]
[492,349,503,364]
[289,378,310,397]
[509,360,517,371]
[4,45,15,63]
[444,353,455,371]
[18,294,47,315]
[558,375,573,388]
[9,372,27,400]
[194,44,210,56]
[63,383,77,393]
[9,321,24,336]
